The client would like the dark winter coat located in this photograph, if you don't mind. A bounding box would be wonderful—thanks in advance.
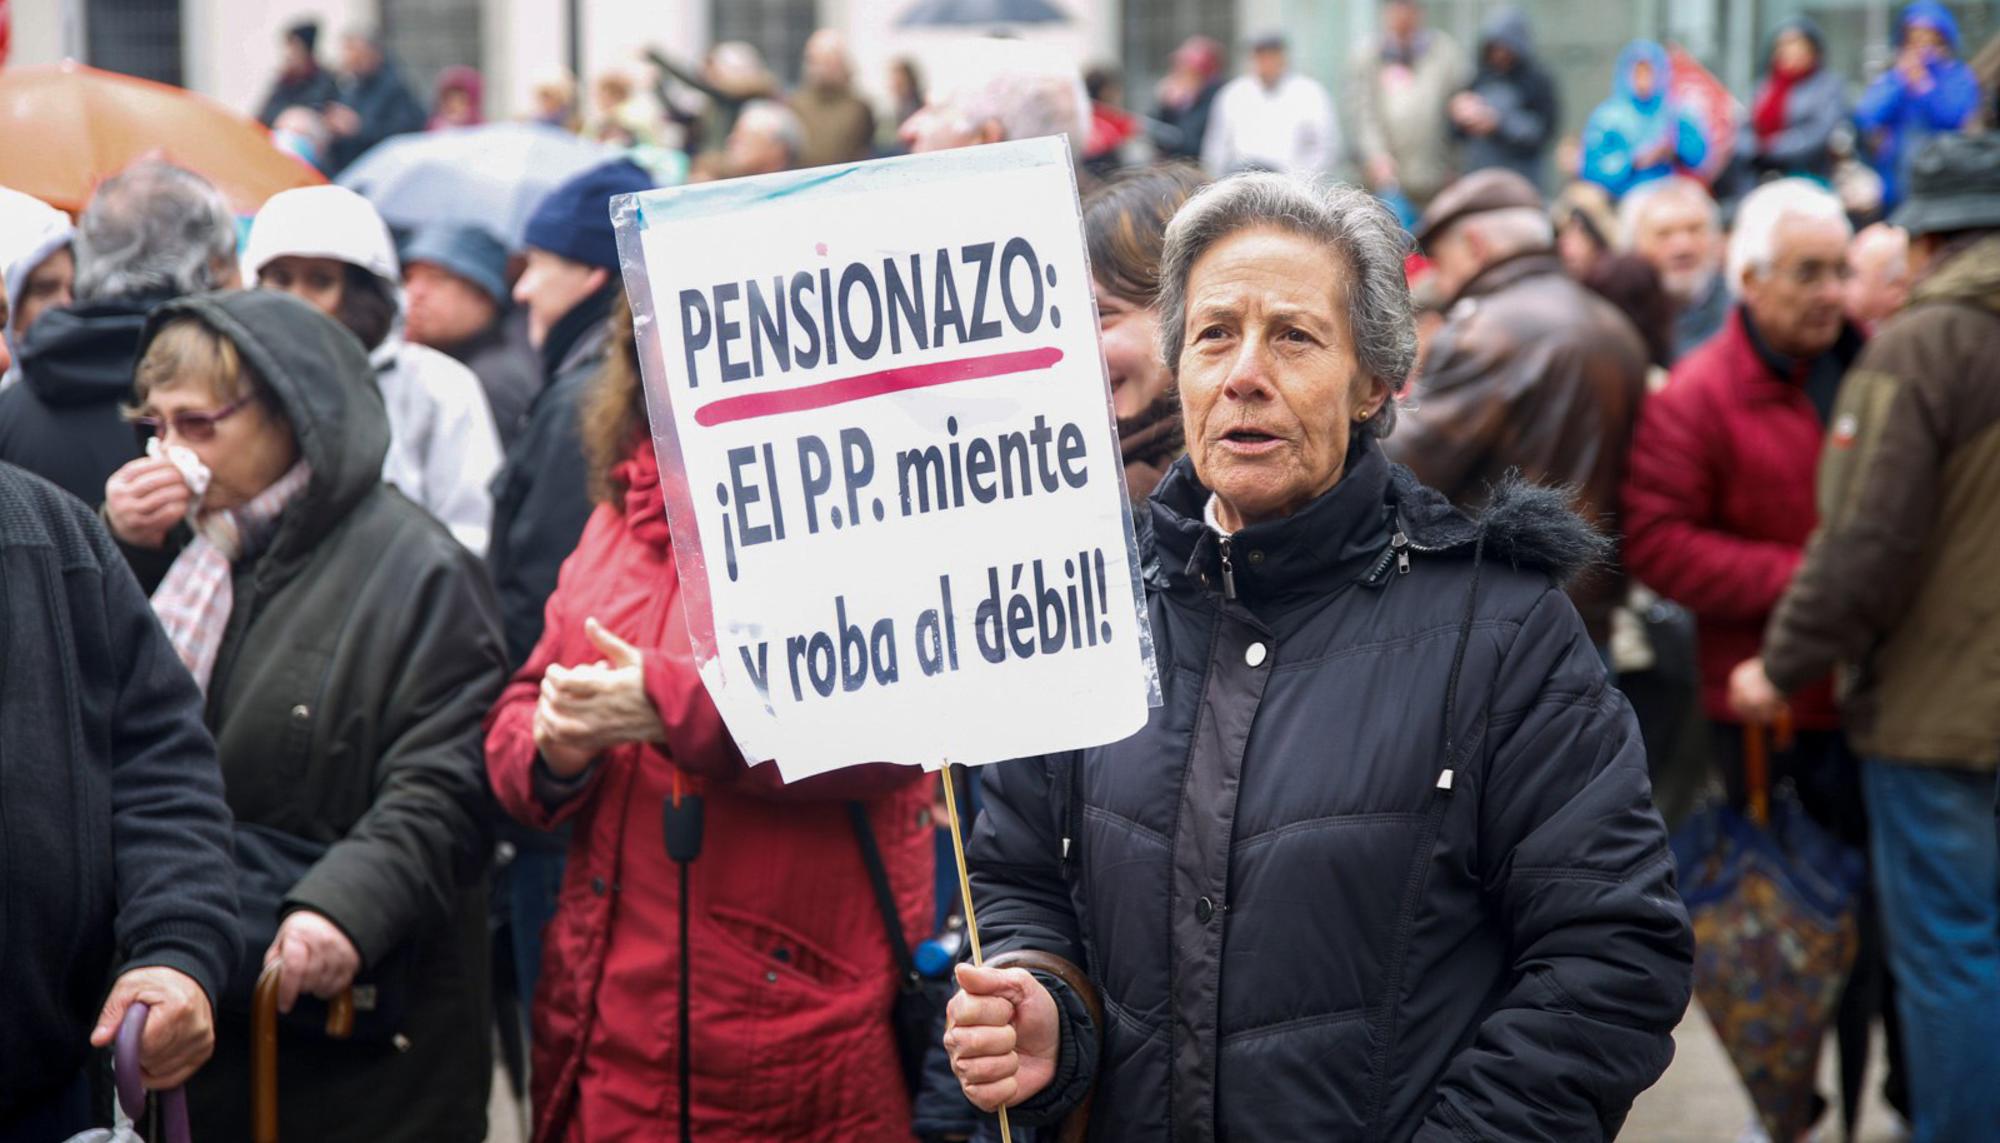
[487,290,612,668]
[1387,251,1650,643]
[443,312,542,451]
[1764,234,2000,767]
[969,439,1693,1141]
[0,292,169,508]
[257,66,340,127]
[0,462,238,1122]
[1623,306,1861,730]
[327,62,428,174]
[1455,8,1559,190]
[132,292,506,1142]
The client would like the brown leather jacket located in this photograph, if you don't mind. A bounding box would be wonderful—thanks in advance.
[1388,250,1650,642]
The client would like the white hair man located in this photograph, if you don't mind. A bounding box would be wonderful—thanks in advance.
[1620,175,1728,357]
[726,98,806,177]
[1845,222,1911,332]
[0,161,239,509]
[1623,180,1862,883]
[898,39,1090,156]
[1390,168,1651,649]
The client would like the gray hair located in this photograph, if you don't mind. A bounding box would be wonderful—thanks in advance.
[1616,175,1720,250]
[736,99,805,162]
[1726,177,1852,287]
[1157,173,1417,438]
[72,161,236,303]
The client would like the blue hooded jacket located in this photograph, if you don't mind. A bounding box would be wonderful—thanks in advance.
[1581,40,1709,199]
[1856,1,1981,209]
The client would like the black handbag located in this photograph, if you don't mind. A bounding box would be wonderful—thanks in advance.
[220,822,416,1042]
[847,801,953,1098]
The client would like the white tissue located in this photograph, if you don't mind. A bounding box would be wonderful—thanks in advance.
[147,436,213,500]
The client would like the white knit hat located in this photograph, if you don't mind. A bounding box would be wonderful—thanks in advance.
[241,184,400,290]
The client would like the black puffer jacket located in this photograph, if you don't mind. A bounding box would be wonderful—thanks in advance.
[968,438,1692,1142]
[0,292,167,507]
[132,292,507,1143]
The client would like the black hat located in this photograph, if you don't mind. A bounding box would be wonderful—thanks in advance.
[1891,134,2000,236]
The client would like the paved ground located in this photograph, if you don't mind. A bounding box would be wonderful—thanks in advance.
[486,1002,1905,1142]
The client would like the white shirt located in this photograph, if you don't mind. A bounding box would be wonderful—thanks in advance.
[1201,72,1341,177]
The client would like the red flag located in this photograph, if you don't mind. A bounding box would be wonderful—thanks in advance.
[1667,45,1740,186]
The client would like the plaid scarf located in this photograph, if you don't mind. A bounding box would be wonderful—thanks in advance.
[151,460,314,693]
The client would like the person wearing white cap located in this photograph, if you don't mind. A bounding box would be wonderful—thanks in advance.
[0,186,74,386]
[240,185,501,555]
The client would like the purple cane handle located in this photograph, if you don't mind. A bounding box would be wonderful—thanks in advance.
[114,1001,193,1143]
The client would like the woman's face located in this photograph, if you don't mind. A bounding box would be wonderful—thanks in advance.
[1557,216,1604,280]
[259,255,348,320]
[1629,59,1657,101]
[1176,227,1384,530]
[1773,29,1817,73]
[142,378,300,512]
[1095,282,1173,420]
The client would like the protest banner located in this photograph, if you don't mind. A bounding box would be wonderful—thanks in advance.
[612,137,1159,785]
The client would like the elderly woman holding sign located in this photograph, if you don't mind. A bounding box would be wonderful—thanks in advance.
[945,174,1693,1139]
[483,300,935,1143]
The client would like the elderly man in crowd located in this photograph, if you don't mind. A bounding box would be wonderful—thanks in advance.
[0,162,238,508]
[0,187,73,385]
[1846,222,1913,332]
[1623,180,1885,1125]
[1622,175,1731,358]
[1731,133,2000,1143]
[324,26,425,174]
[900,40,1089,157]
[402,222,540,446]
[946,171,1690,1140]
[725,99,805,178]
[1351,0,1468,209]
[1200,32,1339,178]
[1390,168,1651,649]
[790,29,875,168]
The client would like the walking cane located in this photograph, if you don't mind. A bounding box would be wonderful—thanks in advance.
[252,961,356,1143]
[115,1002,191,1143]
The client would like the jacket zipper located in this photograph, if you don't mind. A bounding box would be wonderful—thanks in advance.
[1217,535,1237,599]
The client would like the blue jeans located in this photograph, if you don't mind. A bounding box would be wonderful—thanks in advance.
[1863,758,2000,1142]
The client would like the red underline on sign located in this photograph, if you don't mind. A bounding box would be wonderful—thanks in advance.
[691,346,1066,427]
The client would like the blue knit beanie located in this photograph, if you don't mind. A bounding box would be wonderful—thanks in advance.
[522,159,653,271]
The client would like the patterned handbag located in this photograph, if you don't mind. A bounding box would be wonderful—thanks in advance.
[1670,717,1866,1141]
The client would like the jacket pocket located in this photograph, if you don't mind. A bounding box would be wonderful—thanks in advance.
[1361,784,1456,1141]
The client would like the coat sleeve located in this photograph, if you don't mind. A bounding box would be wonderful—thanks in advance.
[1493,74,1557,154]
[1621,371,1803,620]
[421,355,504,557]
[1419,589,1693,1142]
[965,753,1100,1126]
[1854,73,1902,134]
[1918,62,1982,129]
[492,388,596,667]
[1348,55,1390,166]
[285,547,508,967]
[1762,321,1951,694]
[97,526,241,1007]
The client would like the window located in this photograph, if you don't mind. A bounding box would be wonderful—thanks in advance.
[712,0,819,87]
[86,0,183,86]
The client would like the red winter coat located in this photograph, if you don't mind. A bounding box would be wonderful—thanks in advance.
[1622,307,1851,729]
[486,438,934,1143]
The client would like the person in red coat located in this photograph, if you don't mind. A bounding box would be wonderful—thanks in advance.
[1621,178,1898,1132]
[485,300,935,1143]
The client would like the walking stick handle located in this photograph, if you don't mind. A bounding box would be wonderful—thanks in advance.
[253,960,359,1143]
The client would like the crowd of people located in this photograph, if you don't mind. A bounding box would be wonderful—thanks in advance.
[3,2,2000,1142]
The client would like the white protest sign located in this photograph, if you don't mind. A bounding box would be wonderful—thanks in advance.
[613,137,1159,783]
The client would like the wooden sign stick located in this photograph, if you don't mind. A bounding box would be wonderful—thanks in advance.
[940,762,1014,1143]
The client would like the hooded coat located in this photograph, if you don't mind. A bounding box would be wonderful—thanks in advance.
[0,291,167,508]
[0,186,73,388]
[1454,8,1559,191]
[969,440,1692,1141]
[1856,2,1982,210]
[243,185,503,555]
[485,437,934,1143]
[134,291,506,1142]
[1740,18,1849,182]
[1582,41,1710,199]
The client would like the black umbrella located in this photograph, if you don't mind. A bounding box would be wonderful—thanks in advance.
[896,0,1070,27]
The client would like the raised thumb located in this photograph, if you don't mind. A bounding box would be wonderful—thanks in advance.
[585,617,642,668]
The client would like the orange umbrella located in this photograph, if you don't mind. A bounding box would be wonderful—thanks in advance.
[0,61,323,215]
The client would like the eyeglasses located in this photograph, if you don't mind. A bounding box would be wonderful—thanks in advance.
[1775,259,1856,288]
[129,395,255,443]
